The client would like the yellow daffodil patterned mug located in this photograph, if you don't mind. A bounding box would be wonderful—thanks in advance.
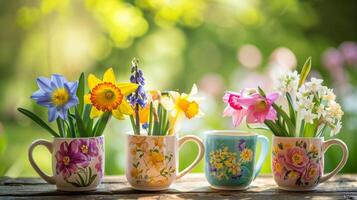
[126,134,204,191]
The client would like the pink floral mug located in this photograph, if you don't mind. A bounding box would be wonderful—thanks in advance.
[126,134,204,191]
[272,136,348,191]
[28,136,104,191]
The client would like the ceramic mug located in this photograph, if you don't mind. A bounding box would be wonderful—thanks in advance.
[204,130,269,190]
[126,134,204,191]
[272,136,348,191]
[28,136,104,191]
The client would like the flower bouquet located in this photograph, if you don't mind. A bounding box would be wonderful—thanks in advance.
[125,58,205,191]
[223,57,348,191]
[20,68,137,191]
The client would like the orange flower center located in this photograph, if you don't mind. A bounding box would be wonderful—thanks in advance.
[90,82,123,112]
[81,145,89,154]
[292,154,303,164]
[63,156,70,166]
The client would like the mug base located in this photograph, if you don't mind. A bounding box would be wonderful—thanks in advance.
[210,184,249,191]
[130,185,170,191]
[277,185,317,191]
[56,186,98,192]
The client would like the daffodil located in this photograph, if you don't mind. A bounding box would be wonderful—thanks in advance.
[84,68,138,119]
[164,84,203,134]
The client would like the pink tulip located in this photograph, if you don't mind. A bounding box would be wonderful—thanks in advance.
[237,92,279,123]
[223,91,248,126]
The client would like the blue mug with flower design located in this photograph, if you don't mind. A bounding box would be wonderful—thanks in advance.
[204,130,269,190]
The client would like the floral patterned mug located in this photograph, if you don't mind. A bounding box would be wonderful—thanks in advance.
[204,130,269,190]
[126,134,204,191]
[28,136,104,191]
[272,136,348,191]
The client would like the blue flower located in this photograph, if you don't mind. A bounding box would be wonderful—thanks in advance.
[31,74,79,122]
[127,60,147,108]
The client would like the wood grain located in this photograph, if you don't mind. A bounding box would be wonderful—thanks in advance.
[0,174,356,199]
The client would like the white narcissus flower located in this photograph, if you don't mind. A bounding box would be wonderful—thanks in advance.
[299,109,317,124]
[306,78,323,93]
[323,89,336,101]
[317,104,327,118]
[277,70,300,94]
[327,101,344,120]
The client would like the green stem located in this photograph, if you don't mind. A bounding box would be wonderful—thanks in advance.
[135,104,140,135]
[148,102,153,136]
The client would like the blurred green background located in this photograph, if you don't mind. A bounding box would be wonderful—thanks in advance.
[0,0,356,177]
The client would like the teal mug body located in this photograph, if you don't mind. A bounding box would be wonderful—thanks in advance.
[204,130,269,190]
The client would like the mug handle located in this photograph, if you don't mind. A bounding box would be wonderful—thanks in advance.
[253,135,269,179]
[28,139,55,184]
[320,139,349,183]
[176,135,205,180]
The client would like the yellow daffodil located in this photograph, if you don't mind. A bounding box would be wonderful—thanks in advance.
[163,84,203,134]
[84,68,138,119]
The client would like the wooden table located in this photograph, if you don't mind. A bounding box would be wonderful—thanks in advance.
[0,174,356,199]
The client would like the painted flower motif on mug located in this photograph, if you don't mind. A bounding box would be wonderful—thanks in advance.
[55,138,103,187]
[272,141,322,185]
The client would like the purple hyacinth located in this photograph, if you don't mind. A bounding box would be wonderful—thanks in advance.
[127,58,147,109]
[31,74,78,122]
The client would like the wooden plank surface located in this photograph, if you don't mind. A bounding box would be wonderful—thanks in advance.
[0,174,356,199]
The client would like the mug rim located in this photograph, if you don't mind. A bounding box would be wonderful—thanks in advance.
[272,135,323,140]
[204,130,257,136]
[53,135,104,140]
[126,132,176,138]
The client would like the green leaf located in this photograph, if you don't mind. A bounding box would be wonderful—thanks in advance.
[257,86,266,97]
[88,174,97,186]
[130,115,138,135]
[77,171,86,186]
[93,112,111,136]
[67,112,76,138]
[272,104,295,135]
[17,108,60,137]
[298,57,311,87]
[161,108,168,136]
[75,108,87,137]
[148,102,153,136]
[286,93,296,125]
[77,73,85,115]
[56,118,66,138]
[264,120,287,136]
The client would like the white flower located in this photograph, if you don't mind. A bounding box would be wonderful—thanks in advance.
[317,104,327,118]
[299,109,317,124]
[330,120,342,136]
[277,70,300,94]
[323,89,336,101]
[327,101,344,120]
[305,78,323,93]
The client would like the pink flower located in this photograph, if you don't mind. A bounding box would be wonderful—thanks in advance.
[223,91,248,126]
[302,162,320,182]
[55,141,88,178]
[95,155,103,178]
[272,155,286,178]
[237,92,279,123]
[78,139,99,161]
[284,147,309,173]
